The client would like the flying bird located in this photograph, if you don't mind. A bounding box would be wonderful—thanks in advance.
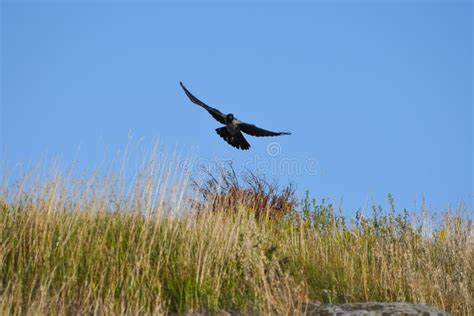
[180,82,291,150]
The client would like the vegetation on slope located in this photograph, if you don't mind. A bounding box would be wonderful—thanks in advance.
[0,158,472,314]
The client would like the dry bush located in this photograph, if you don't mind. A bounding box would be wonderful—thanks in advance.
[191,162,297,221]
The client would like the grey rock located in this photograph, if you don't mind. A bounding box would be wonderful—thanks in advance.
[302,302,450,316]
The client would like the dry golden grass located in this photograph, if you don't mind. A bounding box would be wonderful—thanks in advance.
[0,154,472,315]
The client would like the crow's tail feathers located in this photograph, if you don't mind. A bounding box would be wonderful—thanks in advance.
[215,127,250,150]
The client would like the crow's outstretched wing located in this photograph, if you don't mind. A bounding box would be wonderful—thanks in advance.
[238,122,291,137]
[180,82,226,124]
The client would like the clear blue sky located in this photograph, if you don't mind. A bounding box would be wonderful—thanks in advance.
[1,1,472,214]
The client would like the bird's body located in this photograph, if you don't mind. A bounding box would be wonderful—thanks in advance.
[179,82,291,150]
[225,115,240,135]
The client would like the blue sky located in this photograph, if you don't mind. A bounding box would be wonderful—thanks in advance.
[1,1,472,214]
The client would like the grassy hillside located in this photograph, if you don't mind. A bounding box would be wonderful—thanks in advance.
[0,157,472,314]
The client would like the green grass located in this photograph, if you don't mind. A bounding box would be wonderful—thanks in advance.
[0,156,472,314]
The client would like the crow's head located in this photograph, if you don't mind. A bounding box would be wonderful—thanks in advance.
[225,113,234,124]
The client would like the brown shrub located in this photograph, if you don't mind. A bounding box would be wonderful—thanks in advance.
[192,162,297,221]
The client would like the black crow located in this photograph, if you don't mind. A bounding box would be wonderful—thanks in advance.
[180,82,291,150]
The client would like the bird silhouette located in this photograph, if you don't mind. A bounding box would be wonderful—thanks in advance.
[180,82,291,150]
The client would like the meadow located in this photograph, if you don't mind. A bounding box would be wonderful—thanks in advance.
[0,152,472,315]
